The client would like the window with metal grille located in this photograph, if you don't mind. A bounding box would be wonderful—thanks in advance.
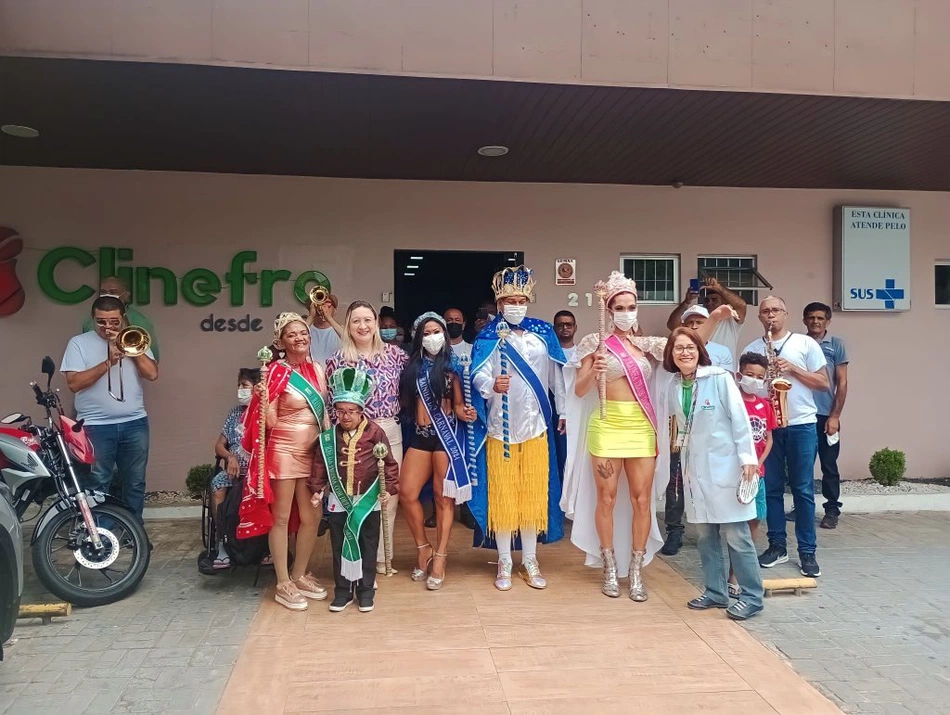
[697,256,760,305]
[620,255,679,304]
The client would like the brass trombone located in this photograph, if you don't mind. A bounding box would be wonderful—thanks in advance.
[107,326,152,402]
[308,285,330,307]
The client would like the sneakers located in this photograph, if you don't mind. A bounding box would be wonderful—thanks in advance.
[520,557,547,590]
[660,531,683,556]
[785,509,796,522]
[820,513,839,529]
[294,573,328,600]
[495,556,513,591]
[358,592,375,613]
[800,553,822,577]
[329,593,354,612]
[727,600,763,621]
[275,581,308,611]
[687,593,728,610]
[758,544,789,568]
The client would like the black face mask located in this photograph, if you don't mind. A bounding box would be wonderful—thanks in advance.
[446,323,464,339]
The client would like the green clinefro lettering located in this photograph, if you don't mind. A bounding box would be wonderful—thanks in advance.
[36,246,96,304]
[293,270,331,305]
[181,268,222,306]
[260,269,292,307]
[225,251,259,306]
[134,266,177,306]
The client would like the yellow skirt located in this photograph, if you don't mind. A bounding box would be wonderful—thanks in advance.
[486,435,549,534]
[588,400,656,458]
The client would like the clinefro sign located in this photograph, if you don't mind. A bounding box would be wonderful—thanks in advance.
[834,206,911,312]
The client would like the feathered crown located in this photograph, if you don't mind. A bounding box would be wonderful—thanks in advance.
[602,271,638,305]
[329,366,374,408]
[492,264,536,300]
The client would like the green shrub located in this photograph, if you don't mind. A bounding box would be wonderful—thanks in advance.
[869,448,906,487]
[185,463,215,499]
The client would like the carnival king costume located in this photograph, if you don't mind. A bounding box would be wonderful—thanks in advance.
[560,272,673,585]
[470,265,566,589]
[309,367,399,596]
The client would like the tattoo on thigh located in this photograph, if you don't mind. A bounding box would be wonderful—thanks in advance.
[596,461,615,481]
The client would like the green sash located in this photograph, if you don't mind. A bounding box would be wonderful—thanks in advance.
[286,369,326,423]
[318,429,381,582]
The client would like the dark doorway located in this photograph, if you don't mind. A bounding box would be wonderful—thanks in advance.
[394,249,524,340]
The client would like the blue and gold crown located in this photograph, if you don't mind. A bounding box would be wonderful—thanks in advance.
[329,367,374,408]
[492,264,536,301]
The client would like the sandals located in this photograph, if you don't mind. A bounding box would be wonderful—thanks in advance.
[427,552,448,591]
[212,555,230,570]
[411,543,433,582]
[728,581,741,598]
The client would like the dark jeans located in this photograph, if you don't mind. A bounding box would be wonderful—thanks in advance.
[816,415,842,516]
[84,416,150,521]
[664,452,685,535]
[555,425,568,485]
[764,424,818,555]
[328,510,379,598]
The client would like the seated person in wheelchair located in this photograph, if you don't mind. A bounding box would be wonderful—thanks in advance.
[210,367,260,569]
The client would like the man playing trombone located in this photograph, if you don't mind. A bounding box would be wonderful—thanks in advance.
[62,296,158,521]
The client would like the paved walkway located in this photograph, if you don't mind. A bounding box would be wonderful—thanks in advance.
[661,511,950,714]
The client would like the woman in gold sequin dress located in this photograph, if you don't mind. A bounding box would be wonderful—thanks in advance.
[263,312,332,611]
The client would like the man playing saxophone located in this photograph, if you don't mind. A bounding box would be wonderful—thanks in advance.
[741,297,827,580]
[62,296,158,521]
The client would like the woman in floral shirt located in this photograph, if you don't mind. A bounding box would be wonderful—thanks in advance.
[325,300,408,574]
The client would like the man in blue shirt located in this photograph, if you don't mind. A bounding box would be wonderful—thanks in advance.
[800,302,849,530]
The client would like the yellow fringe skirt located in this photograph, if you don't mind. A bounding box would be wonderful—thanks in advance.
[486,434,549,534]
[588,400,656,458]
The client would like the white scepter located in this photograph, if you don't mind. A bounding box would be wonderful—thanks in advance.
[594,281,608,419]
[459,355,478,486]
[496,320,512,461]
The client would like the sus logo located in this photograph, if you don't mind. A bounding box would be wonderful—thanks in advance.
[0,226,26,317]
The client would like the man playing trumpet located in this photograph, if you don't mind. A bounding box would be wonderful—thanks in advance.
[62,296,158,521]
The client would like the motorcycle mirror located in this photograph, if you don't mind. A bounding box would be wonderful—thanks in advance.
[72,418,85,432]
[41,356,55,377]
[0,413,26,424]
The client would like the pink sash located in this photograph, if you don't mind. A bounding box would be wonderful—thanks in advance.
[604,335,658,434]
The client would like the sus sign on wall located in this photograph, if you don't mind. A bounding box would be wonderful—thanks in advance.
[834,206,911,312]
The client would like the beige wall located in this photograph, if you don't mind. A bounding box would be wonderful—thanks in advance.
[0,166,947,491]
[2,0,949,100]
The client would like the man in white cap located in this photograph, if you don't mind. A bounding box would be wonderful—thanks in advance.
[681,305,734,370]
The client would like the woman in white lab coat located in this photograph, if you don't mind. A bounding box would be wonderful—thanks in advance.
[663,327,764,621]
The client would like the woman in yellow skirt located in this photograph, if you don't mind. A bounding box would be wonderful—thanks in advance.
[562,272,731,600]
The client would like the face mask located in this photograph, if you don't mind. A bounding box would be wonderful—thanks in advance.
[380,328,398,341]
[237,388,253,405]
[422,333,446,355]
[502,305,527,325]
[446,323,464,339]
[738,375,769,398]
[612,310,638,332]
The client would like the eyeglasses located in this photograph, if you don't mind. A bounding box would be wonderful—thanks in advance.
[94,319,123,328]
[672,345,698,355]
[336,408,362,417]
[759,308,786,316]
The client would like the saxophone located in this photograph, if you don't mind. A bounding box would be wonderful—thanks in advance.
[765,325,792,428]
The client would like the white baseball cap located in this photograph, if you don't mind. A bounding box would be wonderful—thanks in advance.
[681,305,710,322]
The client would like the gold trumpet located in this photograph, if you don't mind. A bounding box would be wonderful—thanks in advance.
[107,326,152,402]
[308,285,330,307]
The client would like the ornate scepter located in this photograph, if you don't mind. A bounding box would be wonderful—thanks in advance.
[496,320,512,461]
[594,280,608,419]
[458,355,478,486]
[372,442,394,577]
[254,347,271,499]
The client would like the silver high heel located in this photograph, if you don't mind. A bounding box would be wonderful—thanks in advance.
[629,549,648,602]
[411,542,432,582]
[601,548,621,598]
[426,551,447,591]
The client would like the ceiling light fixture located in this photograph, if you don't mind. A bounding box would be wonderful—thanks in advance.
[1,124,39,139]
[404,272,416,277]
[410,256,424,261]
[477,145,509,157]
[405,265,419,269]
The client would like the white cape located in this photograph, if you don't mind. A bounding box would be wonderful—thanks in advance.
[559,361,673,577]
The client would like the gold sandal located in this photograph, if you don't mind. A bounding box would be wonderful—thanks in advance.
[411,543,433,582]
[427,551,448,591]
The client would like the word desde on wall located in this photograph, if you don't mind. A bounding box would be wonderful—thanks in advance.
[37,247,330,307]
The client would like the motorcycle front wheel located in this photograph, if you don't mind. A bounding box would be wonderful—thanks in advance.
[32,503,151,607]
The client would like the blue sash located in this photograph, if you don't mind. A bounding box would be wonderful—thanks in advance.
[418,370,471,504]
[505,343,554,427]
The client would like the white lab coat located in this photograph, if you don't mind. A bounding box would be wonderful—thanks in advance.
[668,367,758,524]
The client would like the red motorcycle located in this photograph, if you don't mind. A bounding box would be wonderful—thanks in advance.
[0,357,150,607]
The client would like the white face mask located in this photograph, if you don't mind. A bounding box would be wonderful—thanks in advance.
[612,310,638,332]
[502,305,527,325]
[237,387,253,405]
[422,333,446,355]
[737,375,769,398]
